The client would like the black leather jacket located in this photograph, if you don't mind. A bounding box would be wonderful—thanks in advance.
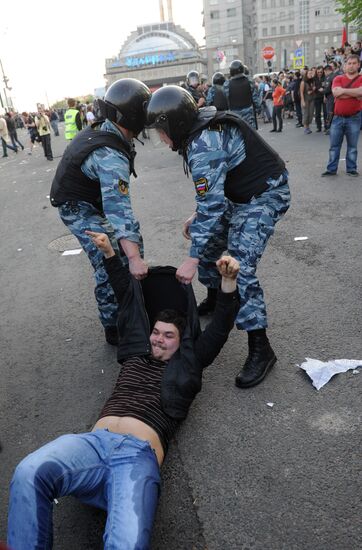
[104,255,239,419]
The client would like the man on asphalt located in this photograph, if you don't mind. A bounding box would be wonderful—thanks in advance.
[7,230,239,550]
[146,86,290,389]
[50,78,151,345]
[0,114,18,157]
[35,109,53,161]
[322,55,362,177]
[64,98,83,141]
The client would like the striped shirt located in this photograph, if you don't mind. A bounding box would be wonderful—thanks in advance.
[98,356,179,454]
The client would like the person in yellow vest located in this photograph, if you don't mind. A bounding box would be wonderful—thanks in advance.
[64,98,82,140]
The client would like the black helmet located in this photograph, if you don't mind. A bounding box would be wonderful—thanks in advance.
[229,60,245,77]
[98,78,151,134]
[186,70,200,88]
[146,85,198,151]
[212,72,226,86]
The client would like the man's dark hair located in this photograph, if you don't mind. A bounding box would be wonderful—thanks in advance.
[324,65,332,71]
[154,309,187,338]
[346,54,360,63]
[67,98,76,108]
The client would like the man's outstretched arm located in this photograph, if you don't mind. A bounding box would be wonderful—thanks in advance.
[85,231,130,302]
[194,256,240,367]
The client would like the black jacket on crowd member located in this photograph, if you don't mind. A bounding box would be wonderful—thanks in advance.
[50,122,136,209]
[104,255,239,419]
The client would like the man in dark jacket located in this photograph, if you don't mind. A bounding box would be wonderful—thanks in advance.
[7,232,239,550]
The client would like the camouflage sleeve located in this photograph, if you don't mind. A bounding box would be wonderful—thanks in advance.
[187,130,229,259]
[223,80,230,101]
[251,80,262,109]
[206,87,215,106]
[81,147,141,244]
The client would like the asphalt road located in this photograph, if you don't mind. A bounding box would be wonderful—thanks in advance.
[0,120,361,550]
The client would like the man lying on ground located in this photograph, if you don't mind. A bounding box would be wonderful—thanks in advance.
[7,232,239,550]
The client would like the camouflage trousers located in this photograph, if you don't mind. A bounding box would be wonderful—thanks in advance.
[58,201,142,328]
[198,176,290,331]
[231,106,256,129]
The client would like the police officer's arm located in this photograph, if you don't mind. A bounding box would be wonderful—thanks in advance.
[75,111,83,131]
[194,256,240,367]
[82,148,148,280]
[251,80,262,110]
[205,87,215,106]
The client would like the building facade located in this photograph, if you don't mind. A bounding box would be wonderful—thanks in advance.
[203,0,359,77]
[105,21,206,90]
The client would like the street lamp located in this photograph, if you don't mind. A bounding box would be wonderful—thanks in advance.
[0,57,12,111]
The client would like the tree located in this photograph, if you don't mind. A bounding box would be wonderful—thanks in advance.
[336,0,362,33]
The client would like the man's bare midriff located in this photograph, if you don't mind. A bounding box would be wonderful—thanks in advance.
[92,416,164,465]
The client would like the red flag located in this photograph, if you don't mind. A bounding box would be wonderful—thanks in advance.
[341,26,347,47]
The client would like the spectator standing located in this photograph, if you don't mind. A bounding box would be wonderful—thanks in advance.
[321,54,362,177]
[270,79,286,132]
[263,76,274,123]
[323,65,335,134]
[5,112,24,150]
[284,75,295,119]
[86,104,96,125]
[291,72,303,127]
[301,68,316,134]
[64,98,82,140]
[0,114,18,157]
[22,112,39,154]
[49,110,60,136]
[35,109,53,161]
[314,66,327,132]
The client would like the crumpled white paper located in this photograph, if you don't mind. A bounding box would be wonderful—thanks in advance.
[298,358,362,390]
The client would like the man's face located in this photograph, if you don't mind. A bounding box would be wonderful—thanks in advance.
[157,129,174,149]
[345,58,359,75]
[150,321,180,361]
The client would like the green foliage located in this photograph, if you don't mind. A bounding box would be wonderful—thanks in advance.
[336,0,362,32]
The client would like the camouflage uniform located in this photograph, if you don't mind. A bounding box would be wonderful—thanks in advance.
[58,120,142,328]
[187,124,290,332]
[223,78,261,128]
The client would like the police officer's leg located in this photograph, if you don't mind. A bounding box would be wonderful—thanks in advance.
[197,209,230,315]
[230,179,290,388]
[58,200,121,342]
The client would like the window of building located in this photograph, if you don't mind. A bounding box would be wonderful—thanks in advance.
[280,0,285,5]
[262,0,267,8]
[227,21,238,31]
[324,36,329,44]
[323,7,330,15]
[209,0,218,4]
[315,10,320,16]
[289,24,294,33]
[315,49,319,58]
[261,14,267,22]
[315,36,320,44]
[280,25,285,34]
[316,23,320,30]
[333,35,338,43]
[262,27,268,37]
[271,26,276,34]
[227,7,237,17]
[210,10,219,19]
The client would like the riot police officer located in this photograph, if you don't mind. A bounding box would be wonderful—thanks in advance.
[50,78,151,345]
[223,60,261,128]
[146,85,291,388]
[206,72,228,111]
[183,70,206,107]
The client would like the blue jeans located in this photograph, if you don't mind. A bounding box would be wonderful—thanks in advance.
[326,113,361,173]
[8,430,161,550]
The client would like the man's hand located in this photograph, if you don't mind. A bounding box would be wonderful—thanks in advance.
[333,87,344,98]
[85,230,115,258]
[129,256,148,280]
[182,212,197,240]
[176,257,199,284]
[216,255,239,293]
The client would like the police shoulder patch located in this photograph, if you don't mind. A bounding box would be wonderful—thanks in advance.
[194,177,208,197]
[118,179,129,195]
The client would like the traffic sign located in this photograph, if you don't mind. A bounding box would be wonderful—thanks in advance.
[295,48,303,57]
[293,56,305,69]
[262,46,275,60]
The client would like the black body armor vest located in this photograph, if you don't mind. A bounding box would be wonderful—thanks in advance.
[228,76,253,110]
[212,85,229,111]
[50,123,136,210]
[186,111,286,203]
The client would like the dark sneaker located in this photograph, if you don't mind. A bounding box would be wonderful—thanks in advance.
[104,326,118,345]
[270,129,277,132]
[321,171,337,177]
[347,171,359,177]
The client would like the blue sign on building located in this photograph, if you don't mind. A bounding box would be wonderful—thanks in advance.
[294,48,303,57]
[125,52,176,68]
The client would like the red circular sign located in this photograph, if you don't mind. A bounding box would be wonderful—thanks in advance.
[262,46,275,60]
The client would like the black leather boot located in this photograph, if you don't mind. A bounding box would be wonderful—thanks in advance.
[197,288,218,316]
[104,326,119,346]
[235,329,276,388]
